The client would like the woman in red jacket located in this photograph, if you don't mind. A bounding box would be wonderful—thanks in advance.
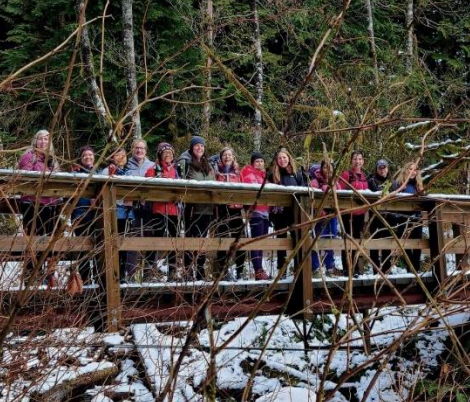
[240,152,271,280]
[145,142,180,280]
[338,150,369,276]
[215,147,246,280]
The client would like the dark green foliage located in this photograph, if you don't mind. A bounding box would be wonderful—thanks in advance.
[0,0,468,183]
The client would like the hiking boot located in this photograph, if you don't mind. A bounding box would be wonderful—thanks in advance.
[255,270,271,281]
[312,270,323,279]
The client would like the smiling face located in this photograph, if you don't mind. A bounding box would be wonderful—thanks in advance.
[111,150,127,168]
[407,163,418,179]
[80,150,95,167]
[351,153,364,170]
[276,152,289,169]
[192,143,205,160]
[377,165,388,178]
[161,149,174,164]
[132,141,147,162]
[35,132,50,151]
[221,149,234,166]
[253,158,265,171]
[321,163,332,178]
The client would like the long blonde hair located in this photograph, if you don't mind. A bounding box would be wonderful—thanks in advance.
[271,148,297,184]
[396,161,423,192]
[32,129,55,154]
[29,129,59,170]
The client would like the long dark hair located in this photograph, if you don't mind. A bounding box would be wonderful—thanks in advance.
[189,148,212,174]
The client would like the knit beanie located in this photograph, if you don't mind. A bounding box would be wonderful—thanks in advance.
[157,142,174,159]
[251,151,264,164]
[190,136,206,150]
[376,159,389,169]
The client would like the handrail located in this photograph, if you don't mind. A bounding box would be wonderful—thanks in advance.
[0,169,470,331]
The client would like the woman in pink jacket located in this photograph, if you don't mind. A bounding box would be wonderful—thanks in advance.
[338,150,369,276]
[145,142,180,280]
[240,152,271,280]
[18,129,60,236]
[17,129,60,283]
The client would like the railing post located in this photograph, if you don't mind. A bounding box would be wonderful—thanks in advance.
[101,183,121,332]
[427,201,447,283]
[290,195,313,319]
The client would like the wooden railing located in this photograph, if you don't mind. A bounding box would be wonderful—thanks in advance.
[0,169,469,331]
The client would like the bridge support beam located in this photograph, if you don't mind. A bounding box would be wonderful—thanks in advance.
[427,202,447,284]
[101,183,121,332]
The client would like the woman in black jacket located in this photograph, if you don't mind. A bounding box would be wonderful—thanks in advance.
[368,159,394,272]
[71,146,97,282]
[268,147,305,273]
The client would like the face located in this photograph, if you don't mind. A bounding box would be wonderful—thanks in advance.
[111,150,127,168]
[377,165,388,178]
[36,133,50,151]
[161,149,174,164]
[81,150,95,167]
[132,141,147,161]
[351,153,364,170]
[221,150,233,166]
[276,152,289,169]
[192,143,205,159]
[321,164,332,178]
[253,158,265,171]
[407,163,417,179]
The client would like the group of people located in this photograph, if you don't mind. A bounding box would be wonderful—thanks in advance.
[17,130,424,284]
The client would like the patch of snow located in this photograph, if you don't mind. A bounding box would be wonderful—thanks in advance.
[255,386,317,402]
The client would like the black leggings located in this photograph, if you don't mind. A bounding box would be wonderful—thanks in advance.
[396,213,422,270]
[184,210,213,280]
[369,213,395,271]
[215,207,246,277]
[341,213,365,274]
[270,208,297,272]
[20,202,59,281]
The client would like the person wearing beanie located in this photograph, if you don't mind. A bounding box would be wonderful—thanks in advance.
[177,136,215,280]
[145,142,180,281]
[214,147,246,281]
[190,136,206,149]
[250,151,264,165]
[240,152,271,280]
[71,146,97,282]
[368,158,394,272]
[310,160,340,277]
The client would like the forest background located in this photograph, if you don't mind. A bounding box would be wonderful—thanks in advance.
[0,0,469,191]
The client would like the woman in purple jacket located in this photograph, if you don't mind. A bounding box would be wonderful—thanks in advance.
[17,129,60,283]
[18,129,60,235]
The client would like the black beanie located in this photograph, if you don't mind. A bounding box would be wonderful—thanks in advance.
[251,151,264,164]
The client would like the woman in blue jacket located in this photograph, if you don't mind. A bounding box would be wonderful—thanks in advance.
[391,162,424,271]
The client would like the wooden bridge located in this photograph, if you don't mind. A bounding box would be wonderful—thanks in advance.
[0,169,469,334]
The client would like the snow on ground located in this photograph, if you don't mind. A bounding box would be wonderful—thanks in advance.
[0,306,468,401]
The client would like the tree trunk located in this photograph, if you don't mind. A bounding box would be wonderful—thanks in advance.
[405,0,414,74]
[202,0,213,137]
[76,0,114,142]
[252,0,263,152]
[365,0,379,85]
[121,0,142,139]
